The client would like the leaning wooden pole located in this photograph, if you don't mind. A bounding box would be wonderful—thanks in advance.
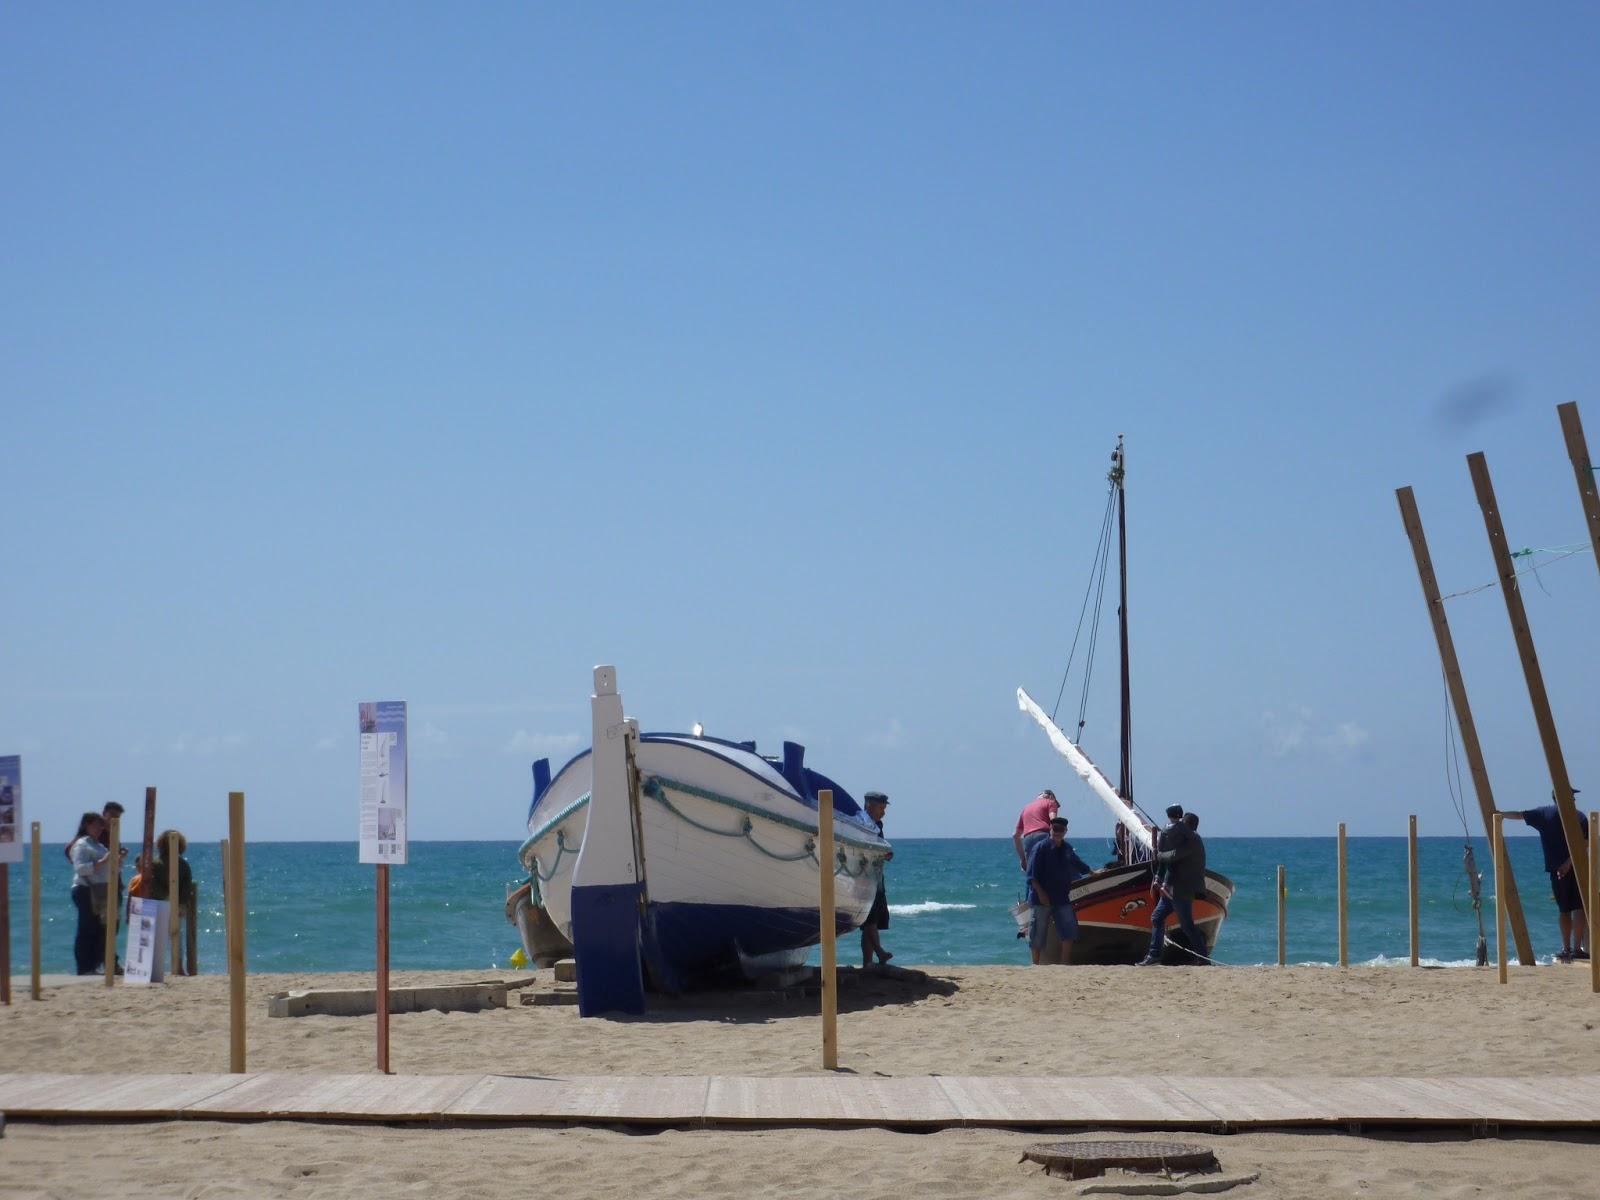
[1556,402,1600,579]
[817,788,838,1071]
[1396,486,1535,963]
[1467,453,1590,918]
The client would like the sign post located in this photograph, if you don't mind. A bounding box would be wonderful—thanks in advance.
[31,822,42,1000]
[359,701,408,1074]
[0,756,20,1006]
[227,793,247,1072]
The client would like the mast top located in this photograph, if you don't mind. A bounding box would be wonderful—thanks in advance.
[1108,436,1125,488]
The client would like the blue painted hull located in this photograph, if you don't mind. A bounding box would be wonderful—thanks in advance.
[643,901,858,992]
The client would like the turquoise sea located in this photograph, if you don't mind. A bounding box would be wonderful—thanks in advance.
[4,835,1576,977]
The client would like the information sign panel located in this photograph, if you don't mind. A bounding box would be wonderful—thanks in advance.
[0,755,20,865]
[359,701,408,865]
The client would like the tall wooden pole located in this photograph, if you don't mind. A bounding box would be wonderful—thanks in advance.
[1396,486,1535,963]
[166,831,180,977]
[1276,865,1286,967]
[0,863,9,1005]
[104,815,120,987]
[376,862,390,1074]
[1337,823,1348,968]
[227,793,246,1073]
[817,789,838,1071]
[1589,810,1598,994]
[1468,453,1590,919]
[1556,403,1600,577]
[1494,814,1508,984]
[1408,815,1420,967]
[30,822,42,1000]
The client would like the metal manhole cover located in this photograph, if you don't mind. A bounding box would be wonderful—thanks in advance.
[1022,1139,1217,1180]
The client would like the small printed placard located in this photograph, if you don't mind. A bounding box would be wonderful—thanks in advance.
[359,701,408,865]
[125,896,169,985]
[0,755,20,865]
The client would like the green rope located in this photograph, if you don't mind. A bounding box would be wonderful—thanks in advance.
[641,775,883,852]
[645,779,817,863]
[532,829,581,883]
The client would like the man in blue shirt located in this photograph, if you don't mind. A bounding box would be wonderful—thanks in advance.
[1503,794,1589,962]
[1026,815,1091,965]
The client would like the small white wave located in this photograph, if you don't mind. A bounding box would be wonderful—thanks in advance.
[888,900,978,916]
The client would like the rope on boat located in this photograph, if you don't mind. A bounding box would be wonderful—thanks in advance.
[532,829,581,882]
[643,777,878,877]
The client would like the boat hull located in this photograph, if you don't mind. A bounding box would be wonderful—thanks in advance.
[521,735,889,990]
[1035,862,1234,965]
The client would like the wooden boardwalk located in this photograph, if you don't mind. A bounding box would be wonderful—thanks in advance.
[2,1072,1596,1130]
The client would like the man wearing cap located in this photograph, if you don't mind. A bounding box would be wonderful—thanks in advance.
[1502,791,1589,962]
[1139,805,1206,965]
[860,792,893,967]
[1025,814,1091,965]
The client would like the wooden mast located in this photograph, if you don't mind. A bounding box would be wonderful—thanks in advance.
[1113,437,1132,814]
[1395,486,1534,963]
[1467,452,1590,918]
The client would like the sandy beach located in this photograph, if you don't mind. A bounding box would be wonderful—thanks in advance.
[3,964,1597,1197]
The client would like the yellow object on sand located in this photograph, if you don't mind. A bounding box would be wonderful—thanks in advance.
[509,947,529,969]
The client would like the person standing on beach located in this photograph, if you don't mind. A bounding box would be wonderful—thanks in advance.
[1026,814,1090,965]
[1140,806,1207,965]
[1013,790,1059,872]
[860,791,893,967]
[68,812,125,974]
[1502,794,1590,962]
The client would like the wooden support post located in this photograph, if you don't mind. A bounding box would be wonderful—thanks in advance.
[1589,810,1598,995]
[817,789,838,1071]
[1556,402,1600,580]
[1276,865,1286,967]
[376,862,391,1074]
[166,831,180,978]
[1468,453,1590,922]
[31,822,42,1000]
[1494,813,1508,984]
[104,815,120,987]
[1337,823,1348,968]
[1408,815,1420,967]
[1396,486,1535,963]
[227,793,246,1073]
[0,862,9,1006]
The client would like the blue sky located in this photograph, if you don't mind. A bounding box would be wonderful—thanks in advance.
[4,6,1598,842]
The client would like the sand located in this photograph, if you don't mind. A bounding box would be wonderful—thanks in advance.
[2,964,1597,1198]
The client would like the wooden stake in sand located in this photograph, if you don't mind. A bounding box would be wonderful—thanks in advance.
[1337,823,1348,968]
[1408,815,1420,967]
[0,860,9,1005]
[166,830,180,976]
[104,815,121,988]
[817,788,838,1071]
[1276,865,1286,967]
[376,862,390,1074]
[1590,810,1598,995]
[1396,485,1534,964]
[31,822,43,1000]
[1469,452,1590,922]
[227,793,247,1072]
[1494,813,1508,985]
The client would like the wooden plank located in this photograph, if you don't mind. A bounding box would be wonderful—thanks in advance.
[937,1076,1217,1125]
[448,1074,710,1122]
[188,1072,481,1120]
[704,1076,958,1125]
[0,1073,252,1117]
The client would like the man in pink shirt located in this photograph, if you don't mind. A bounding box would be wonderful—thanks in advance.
[1013,790,1059,871]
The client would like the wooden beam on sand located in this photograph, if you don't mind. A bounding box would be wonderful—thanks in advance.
[1396,486,1535,963]
[166,831,180,977]
[1591,810,1598,994]
[1408,815,1420,967]
[1495,814,1508,984]
[1468,453,1590,921]
[31,822,42,1000]
[1337,824,1348,967]
[227,793,247,1073]
[1276,865,1286,967]
[104,815,120,987]
[818,788,838,1071]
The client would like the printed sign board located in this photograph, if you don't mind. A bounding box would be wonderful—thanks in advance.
[124,896,169,985]
[359,701,408,865]
[0,755,20,865]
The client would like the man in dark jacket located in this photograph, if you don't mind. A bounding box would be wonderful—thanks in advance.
[1026,815,1092,965]
[1139,810,1208,965]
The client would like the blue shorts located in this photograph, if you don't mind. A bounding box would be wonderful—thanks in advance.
[1030,903,1079,951]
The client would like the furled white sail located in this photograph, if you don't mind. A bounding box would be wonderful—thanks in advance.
[1017,686,1154,853]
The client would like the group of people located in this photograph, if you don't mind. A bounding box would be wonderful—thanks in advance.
[1014,789,1210,966]
[64,801,198,976]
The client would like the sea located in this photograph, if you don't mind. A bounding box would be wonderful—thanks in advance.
[5,835,1574,977]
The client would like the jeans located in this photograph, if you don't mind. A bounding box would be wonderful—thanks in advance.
[72,886,103,975]
[1146,892,1205,961]
[1030,902,1079,951]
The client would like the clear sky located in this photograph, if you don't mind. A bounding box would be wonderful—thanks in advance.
[5,6,1598,843]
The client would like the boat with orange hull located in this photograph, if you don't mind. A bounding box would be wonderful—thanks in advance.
[1018,437,1233,964]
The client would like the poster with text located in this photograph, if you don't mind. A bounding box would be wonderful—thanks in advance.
[359,701,408,865]
[124,896,168,985]
[0,754,20,864]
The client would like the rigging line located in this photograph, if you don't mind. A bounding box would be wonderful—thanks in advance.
[1075,497,1116,741]
[1438,545,1591,601]
[1052,485,1119,722]
[1441,669,1473,841]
